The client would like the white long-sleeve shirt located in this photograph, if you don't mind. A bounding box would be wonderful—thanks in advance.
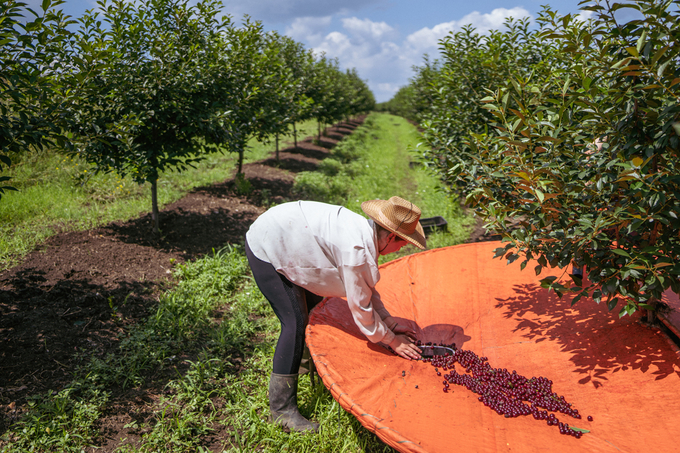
[246,201,396,345]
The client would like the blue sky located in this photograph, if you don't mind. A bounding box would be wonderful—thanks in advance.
[28,0,593,102]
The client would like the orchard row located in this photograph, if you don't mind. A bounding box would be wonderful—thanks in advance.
[1,0,375,231]
[381,0,680,319]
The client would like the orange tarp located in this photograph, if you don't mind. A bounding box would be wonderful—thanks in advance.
[306,242,680,453]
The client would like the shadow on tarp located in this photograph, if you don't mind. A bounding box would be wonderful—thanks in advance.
[308,242,680,453]
[309,299,471,356]
[496,282,680,387]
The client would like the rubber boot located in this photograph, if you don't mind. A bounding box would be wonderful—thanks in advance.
[268,373,319,433]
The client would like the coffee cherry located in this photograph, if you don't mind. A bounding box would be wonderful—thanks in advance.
[424,342,587,438]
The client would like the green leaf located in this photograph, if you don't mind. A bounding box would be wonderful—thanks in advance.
[608,297,619,311]
[657,60,671,78]
[510,78,522,94]
[535,189,545,203]
[593,289,602,303]
[612,2,641,12]
[626,46,639,58]
[651,45,669,65]
[636,30,647,54]
[571,427,590,433]
[494,245,512,258]
[611,249,631,258]
[501,92,510,108]
[612,57,633,69]
[540,275,558,289]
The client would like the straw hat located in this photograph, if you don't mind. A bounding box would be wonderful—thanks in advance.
[362,196,426,250]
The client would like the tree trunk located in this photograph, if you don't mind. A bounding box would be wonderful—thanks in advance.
[151,178,160,235]
[647,298,657,323]
[238,148,244,175]
[275,132,279,162]
[293,123,297,149]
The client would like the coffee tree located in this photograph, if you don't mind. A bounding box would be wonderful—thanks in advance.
[305,56,347,135]
[433,1,680,319]
[419,19,556,185]
[345,68,376,118]
[0,0,74,201]
[260,33,315,159]
[66,0,232,234]
[216,19,287,175]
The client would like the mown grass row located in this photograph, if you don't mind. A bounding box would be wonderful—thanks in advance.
[0,120,319,271]
[1,113,473,452]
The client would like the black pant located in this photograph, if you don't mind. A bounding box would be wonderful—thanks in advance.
[245,240,324,374]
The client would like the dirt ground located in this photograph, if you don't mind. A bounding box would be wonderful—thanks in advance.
[0,117,492,449]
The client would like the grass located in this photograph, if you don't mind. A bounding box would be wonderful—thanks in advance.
[0,120,319,271]
[0,112,474,452]
[0,246,394,452]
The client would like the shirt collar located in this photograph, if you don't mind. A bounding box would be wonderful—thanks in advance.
[368,219,379,255]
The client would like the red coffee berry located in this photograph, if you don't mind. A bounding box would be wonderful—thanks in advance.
[425,344,587,439]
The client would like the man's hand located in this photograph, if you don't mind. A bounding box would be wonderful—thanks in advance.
[389,334,422,360]
[393,324,417,341]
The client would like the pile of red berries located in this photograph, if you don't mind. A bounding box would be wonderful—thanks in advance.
[418,341,591,439]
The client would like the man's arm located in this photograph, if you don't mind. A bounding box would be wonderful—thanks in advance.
[338,264,395,345]
[338,265,421,360]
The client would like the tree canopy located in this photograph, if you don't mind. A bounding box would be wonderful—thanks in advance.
[1,0,375,233]
[397,0,680,319]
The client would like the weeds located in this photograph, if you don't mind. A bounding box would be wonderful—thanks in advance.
[1,246,257,452]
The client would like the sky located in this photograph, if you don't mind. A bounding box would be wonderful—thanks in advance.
[27,0,595,102]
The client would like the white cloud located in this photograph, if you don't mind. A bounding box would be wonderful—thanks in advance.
[317,31,354,56]
[405,7,532,55]
[377,82,401,97]
[286,16,333,43]
[298,7,533,102]
[575,10,595,22]
[341,17,396,41]
[220,0,384,24]
[304,18,408,98]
